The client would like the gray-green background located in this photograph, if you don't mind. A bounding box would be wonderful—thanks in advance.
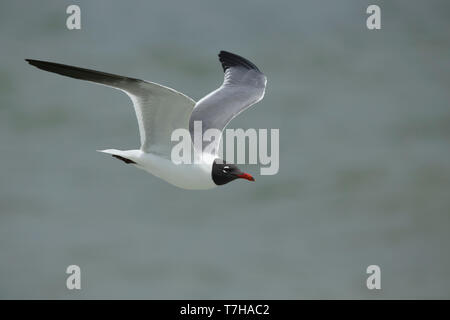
[1,0,449,299]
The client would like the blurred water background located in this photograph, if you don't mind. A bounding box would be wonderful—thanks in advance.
[0,0,449,299]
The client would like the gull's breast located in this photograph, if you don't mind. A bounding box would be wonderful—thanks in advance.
[137,152,216,190]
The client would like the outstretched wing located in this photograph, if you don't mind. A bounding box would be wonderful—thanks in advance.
[26,59,195,158]
[189,51,267,155]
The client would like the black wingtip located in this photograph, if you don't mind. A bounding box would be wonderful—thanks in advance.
[218,51,261,73]
[25,59,63,74]
[25,59,49,69]
[26,59,58,67]
[25,59,38,64]
[112,154,136,164]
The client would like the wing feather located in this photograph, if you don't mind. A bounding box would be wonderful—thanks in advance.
[188,51,266,155]
[26,59,195,157]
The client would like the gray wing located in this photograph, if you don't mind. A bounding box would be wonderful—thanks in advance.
[26,59,195,158]
[189,51,267,155]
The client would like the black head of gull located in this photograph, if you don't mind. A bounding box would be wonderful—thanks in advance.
[211,159,255,185]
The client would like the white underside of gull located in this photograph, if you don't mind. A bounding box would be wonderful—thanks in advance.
[98,149,217,190]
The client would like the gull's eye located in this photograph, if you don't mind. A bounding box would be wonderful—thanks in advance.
[222,166,231,173]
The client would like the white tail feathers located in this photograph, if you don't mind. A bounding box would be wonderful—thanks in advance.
[97,149,122,155]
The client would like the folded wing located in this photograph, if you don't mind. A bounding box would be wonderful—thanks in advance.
[26,59,195,158]
[189,51,267,155]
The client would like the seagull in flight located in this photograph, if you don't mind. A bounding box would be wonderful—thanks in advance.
[26,51,267,189]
